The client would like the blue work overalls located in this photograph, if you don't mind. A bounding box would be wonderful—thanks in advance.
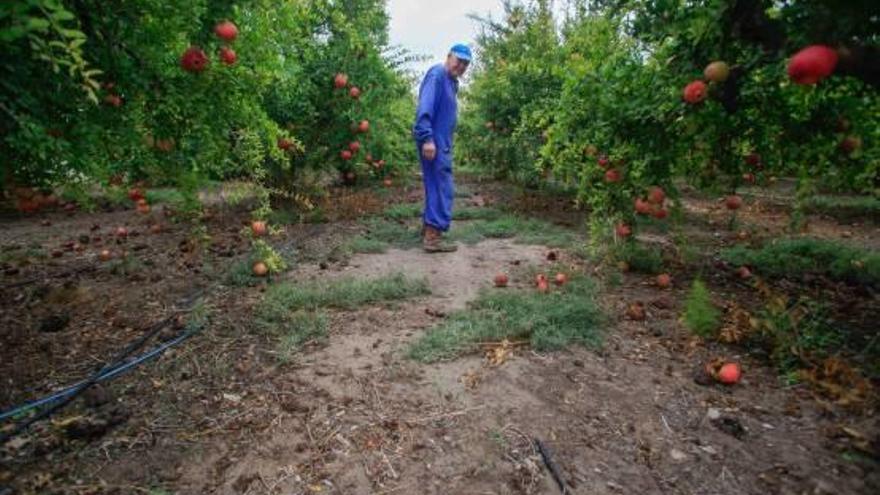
[413,64,459,232]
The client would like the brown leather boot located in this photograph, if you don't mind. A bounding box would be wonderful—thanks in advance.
[423,225,458,253]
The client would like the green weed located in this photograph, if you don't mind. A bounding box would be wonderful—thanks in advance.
[260,272,430,313]
[409,274,603,362]
[721,238,880,286]
[682,279,720,338]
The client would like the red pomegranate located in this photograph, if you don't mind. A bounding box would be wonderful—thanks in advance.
[647,186,665,205]
[104,94,122,107]
[334,73,348,89]
[683,80,708,104]
[349,86,361,99]
[219,46,237,65]
[615,223,632,238]
[180,46,209,73]
[788,45,838,85]
[604,169,622,183]
[703,61,730,83]
[725,195,743,211]
[214,21,239,41]
[340,150,353,160]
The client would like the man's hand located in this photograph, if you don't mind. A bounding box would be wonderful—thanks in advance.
[422,141,437,161]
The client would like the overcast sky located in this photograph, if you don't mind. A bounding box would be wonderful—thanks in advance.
[387,0,505,81]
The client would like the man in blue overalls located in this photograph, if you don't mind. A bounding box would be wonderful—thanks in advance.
[413,43,471,252]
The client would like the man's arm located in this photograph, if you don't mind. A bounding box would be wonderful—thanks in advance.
[413,69,439,160]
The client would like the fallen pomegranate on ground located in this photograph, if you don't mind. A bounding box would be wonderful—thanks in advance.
[494,273,509,288]
[252,261,268,277]
[656,273,671,288]
[554,273,567,286]
[251,221,267,237]
[537,279,550,293]
[725,195,743,211]
[626,302,646,321]
[128,188,145,202]
[647,186,665,205]
[615,223,632,238]
[717,362,741,385]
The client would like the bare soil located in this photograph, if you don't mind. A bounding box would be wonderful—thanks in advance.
[1,177,877,495]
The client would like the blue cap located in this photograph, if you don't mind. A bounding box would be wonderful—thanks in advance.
[450,43,472,62]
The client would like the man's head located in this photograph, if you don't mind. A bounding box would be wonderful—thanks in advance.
[445,43,472,79]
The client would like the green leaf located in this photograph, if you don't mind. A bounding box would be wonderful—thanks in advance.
[25,16,50,31]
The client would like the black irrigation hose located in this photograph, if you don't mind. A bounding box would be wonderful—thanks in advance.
[535,438,569,494]
[0,288,205,446]
[0,264,97,290]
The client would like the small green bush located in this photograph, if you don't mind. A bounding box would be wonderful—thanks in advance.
[721,238,880,286]
[682,279,720,338]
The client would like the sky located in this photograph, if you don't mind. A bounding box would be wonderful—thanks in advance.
[387,0,506,81]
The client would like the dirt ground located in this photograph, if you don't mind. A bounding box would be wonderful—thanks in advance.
[1,176,878,495]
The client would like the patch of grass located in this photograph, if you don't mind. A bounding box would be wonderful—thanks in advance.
[383,203,421,220]
[346,236,389,254]
[226,259,262,287]
[256,273,429,360]
[267,207,300,225]
[615,242,664,274]
[103,186,131,209]
[450,215,578,248]
[802,195,880,221]
[145,188,186,206]
[260,272,430,313]
[452,207,503,221]
[303,207,328,224]
[721,237,880,286]
[109,254,145,277]
[274,310,329,362]
[454,183,474,198]
[409,274,603,362]
[360,217,422,249]
[682,279,720,338]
